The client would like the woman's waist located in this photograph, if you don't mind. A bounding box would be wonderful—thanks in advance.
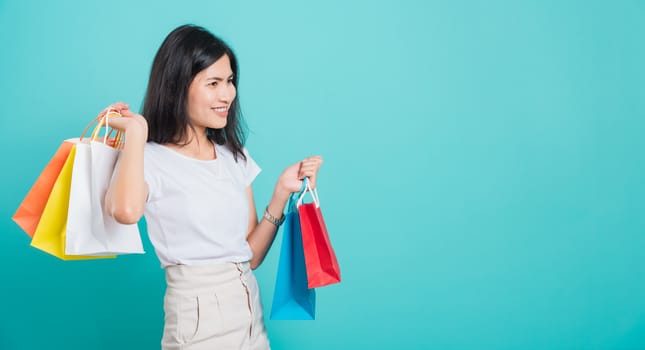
[164,261,252,294]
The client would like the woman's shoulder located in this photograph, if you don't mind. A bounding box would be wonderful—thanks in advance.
[143,141,168,163]
[144,141,162,150]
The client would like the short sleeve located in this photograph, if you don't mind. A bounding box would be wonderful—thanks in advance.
[143,143,161,202]
[242,148,261,186]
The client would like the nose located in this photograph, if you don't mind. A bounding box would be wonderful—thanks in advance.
[216,85,234,103]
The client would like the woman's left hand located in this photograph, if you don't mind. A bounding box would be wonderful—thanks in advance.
[276,156,323,195]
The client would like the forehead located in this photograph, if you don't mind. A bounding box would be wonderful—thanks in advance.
[198,54,233,78]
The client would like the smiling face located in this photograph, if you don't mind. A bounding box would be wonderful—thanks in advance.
[186,54,237,133]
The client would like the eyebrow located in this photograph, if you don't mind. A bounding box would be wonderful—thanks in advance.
[206,74,234,81]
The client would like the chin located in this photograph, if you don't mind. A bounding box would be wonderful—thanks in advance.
[206,116,227,128]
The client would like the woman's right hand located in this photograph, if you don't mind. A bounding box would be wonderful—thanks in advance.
[105,102,148,140]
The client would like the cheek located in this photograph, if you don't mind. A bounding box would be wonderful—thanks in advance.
[230,85,237,100]
[188,88,206,109]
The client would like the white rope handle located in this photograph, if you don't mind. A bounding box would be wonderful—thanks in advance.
[91,108,121,145]
[103,108,111,144]
[90,108,109,143]
[297,177,320,208]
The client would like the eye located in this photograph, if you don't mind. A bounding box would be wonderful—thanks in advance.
[227,78,234,84]
[209,81,218,87]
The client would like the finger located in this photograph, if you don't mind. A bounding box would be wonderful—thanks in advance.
[306,156,323,166]
[303,156,322,164]
[301,158,322,169]
[108,102,130,112]
[297,174,316,189]
[298,168,312,180]
[301,164,321,174]
[111,102,129,109]
[299,167,318,177]
[105,110,122,119]
[301,169,318,178]
[120,109,137,118]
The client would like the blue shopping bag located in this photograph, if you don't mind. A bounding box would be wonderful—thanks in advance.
[270,191,316,320]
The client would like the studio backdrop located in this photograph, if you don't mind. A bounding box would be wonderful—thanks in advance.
[1,1,644,349]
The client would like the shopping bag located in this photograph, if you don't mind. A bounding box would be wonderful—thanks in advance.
[297,178,341,288]
[270,192,316,320]
[30,145,114,260]
[13,141,74,237]
[65,110,144,255]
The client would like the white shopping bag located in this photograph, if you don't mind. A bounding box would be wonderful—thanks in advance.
[65,110,144,256]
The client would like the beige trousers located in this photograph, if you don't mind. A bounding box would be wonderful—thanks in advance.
[162,262,270,350]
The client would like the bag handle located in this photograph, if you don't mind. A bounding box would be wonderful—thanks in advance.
[91,109,123,148]
[80,108,124,149]
[296,177,320,208]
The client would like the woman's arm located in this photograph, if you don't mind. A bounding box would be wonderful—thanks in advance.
[246,156,323,269]
[103,103,149,224]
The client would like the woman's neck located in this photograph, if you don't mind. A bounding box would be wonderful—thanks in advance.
[166,128,216,160]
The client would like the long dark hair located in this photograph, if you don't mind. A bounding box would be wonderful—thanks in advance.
[143,24,246,161]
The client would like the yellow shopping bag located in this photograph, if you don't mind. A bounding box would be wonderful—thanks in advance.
[30,146,115,260]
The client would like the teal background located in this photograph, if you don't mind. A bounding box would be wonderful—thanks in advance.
[1,1,644,349]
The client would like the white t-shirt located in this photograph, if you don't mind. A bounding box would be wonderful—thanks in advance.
[142,141,261,267]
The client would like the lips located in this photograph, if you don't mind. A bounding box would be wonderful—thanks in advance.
[212,106,229,117]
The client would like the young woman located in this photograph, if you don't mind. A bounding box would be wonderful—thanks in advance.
[104,24,322,350]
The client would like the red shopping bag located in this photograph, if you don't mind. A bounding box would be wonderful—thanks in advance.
[13,141,75,237]
[297,179,341,288]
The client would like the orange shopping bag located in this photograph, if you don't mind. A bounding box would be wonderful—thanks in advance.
[13,141,74,237]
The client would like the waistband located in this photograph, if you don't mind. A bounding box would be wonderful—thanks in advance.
[164,262,251,295]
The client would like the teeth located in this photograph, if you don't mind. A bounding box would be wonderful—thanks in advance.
[213,107,227,112]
